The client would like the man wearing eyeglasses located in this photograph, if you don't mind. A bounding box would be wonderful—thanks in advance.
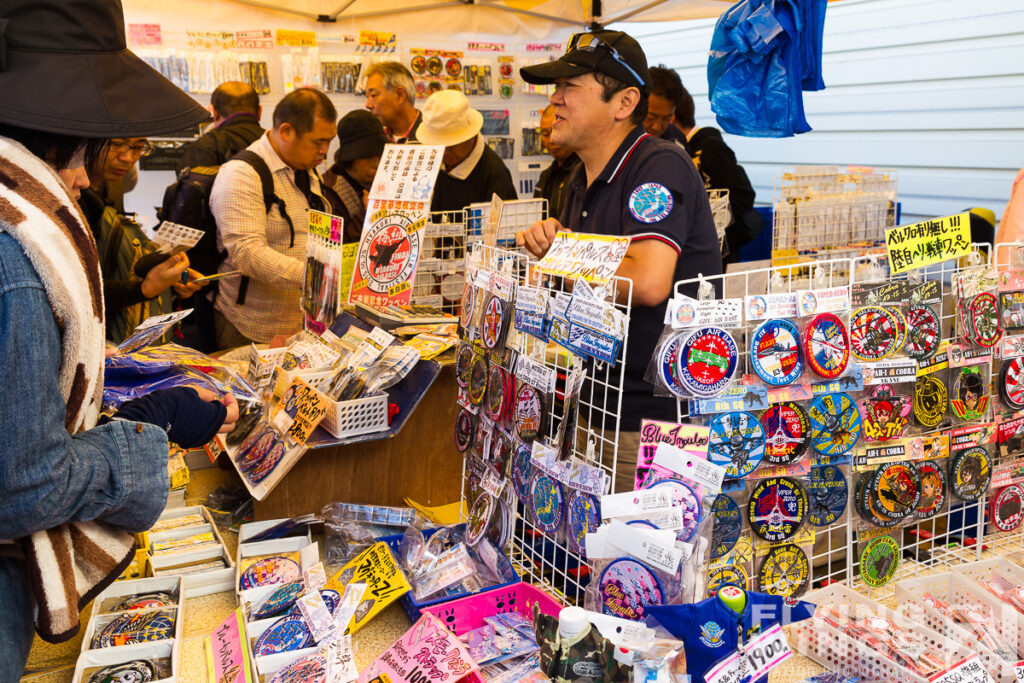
[517,30,721,493]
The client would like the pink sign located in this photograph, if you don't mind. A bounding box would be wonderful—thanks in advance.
[358,613,478,683]
[128,23,162,46]
[204,609,253,683]
[635,419,710,490]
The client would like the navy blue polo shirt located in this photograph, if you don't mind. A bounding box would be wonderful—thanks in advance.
[560,125,722,431]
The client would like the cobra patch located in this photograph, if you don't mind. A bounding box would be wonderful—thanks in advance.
[628,182,673,223]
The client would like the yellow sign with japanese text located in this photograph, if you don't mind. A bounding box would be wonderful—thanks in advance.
[885,212,971,273]
[327,542,410,634]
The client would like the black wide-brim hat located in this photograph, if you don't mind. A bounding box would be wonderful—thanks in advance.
[0,0,210,137]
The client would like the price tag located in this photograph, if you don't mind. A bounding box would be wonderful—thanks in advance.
[332,583,367,633]
[601,490,674,519]
[705,624,792,683]
[515,355,557,394]
[480,468,506,497]
[586,611,656,646]
[605,519,681,574]
[304,562,327,591]
[326,635,358,682]
[928,656,994,683]
[1014,661,1024,681]
[271,378,330,445]
[297,589,338,643]
[653,442,726,494]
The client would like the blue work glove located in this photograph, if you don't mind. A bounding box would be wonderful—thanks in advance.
[110,387,227,448]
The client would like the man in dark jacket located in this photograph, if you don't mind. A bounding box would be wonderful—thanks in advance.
[177,81,264,171]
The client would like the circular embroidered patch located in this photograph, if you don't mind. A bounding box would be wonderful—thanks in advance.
[807,392,862,456]
[568,491,601,556]
[757,544,810,598]
[598,557,666,621]
[914,375,948,428]
[1001,357,1024,410]
[114,592,175,612]
[487,365,507,420]
[707,411,766,478]
[803,313,850,379]
[459,283,475,330]
[850,306,900,361]
[253,580,305,620]
[510,442,533,501]
[530,472,564,534]
[675,326,739,398]
[480,294,506,350]
[710,494,742,560]
[455,344,473,388]
[904,305,941,360]
[489,432,511,470]
[645,477,703,542]
[87,661,156,683]
[952,367,988,420]
[353,212,421,297]
[760,402,810,465]
[253,615,314,656]
[886,305,908,355]
[94,609,176,648]
[487,497,512,550]
[707,563,749,596]
[467,354,488,406]
[747,477,807,542]
[950,447,992,501]
[807,465,848,527]
[514,384,544,442]
[246,438,286,484]
[236,428,275,471]
[454,408,475,453]
[969,292,1002,348]
[860,536,900,587]
[268,653,328,683]
[466,492,496,546]
[446,57,462,77]
[658,332,689,397]
[869,461,921,520]
[750,319,804,386]
[426,55,443,75]
[914,460,947,519]
[860,384,913,442]
[854,473,899,529]
[628,182,673,223]
[990,485,1024,532]
[239,556,301,591]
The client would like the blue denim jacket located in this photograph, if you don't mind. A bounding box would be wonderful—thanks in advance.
[0,229,170,540]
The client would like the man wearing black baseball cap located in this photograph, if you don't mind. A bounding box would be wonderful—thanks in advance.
[517,30,722,493]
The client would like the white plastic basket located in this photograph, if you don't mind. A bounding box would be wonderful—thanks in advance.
[792,583,979,683]
[320,391,389,438]
[894,572,1023,683]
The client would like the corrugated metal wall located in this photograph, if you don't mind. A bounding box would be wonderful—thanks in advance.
[626,0,1024,226]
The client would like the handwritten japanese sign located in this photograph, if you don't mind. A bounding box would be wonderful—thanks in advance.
[635,419,710,489]
[204,609,254,683]
[885,212,971,273]
[534,232,631,285]
[357,612,478,683]
[327,542,411,634]
[270,378,329,445]
[276,29,317,47]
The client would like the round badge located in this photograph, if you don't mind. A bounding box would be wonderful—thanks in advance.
[481,294,506,350]
[707,563,749,596]
[510,443,533,501]
[860,537,900,587]
[94,610,176,648]
[487,365,507,420]
[707,411,766,478]
[861,384,912,442]
[969,292,1002,348]
[268,653,328,683]
[567,491,601,556]
[870,462,921,520]
[990,485,1024,532]
[759,403,810,465]
[750,319,804,385]
[710,494,742,560]
[645,478,703,542]
[499,83,513,99]
[489,433,511,470]
[454,408,475,453]
[455,344,473,388]
[254,615,314,656]
[904,305,941,360]
[114,592,175,612]
[253,580,305,620]
[914,375,948,428]
[459,283,475,330]
[850,306,901,361]
[807,393,862,456]
[657,332,689,397]
[747,477,807,542]
[757,544,810,598]
[446,58,462,77]
[466,492,496,546]
[628,183,673,224]
[675,327,739,398]
[467,354,488,405]
[425,55,443,75]
[950,447,992,501]
[807,465,848,527]
[353,212,421,297]
[803,313,850,379]
[914,460,947,519]
[1001,357,1024,410]
[530,472,564,534]
[886,306,908,355]
[239,556,301,591]
[514,384,544,442]
[487,498,512,550]
[235,428,274,470]
[410,55,427,74]
[246,438,286,484]
[951,367,988,420]
[87,661,156,683]
[598,557,666,621]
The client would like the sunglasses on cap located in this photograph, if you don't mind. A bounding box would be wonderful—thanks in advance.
[566,32,645,89]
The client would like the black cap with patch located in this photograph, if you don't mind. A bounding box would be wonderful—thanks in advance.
[519,30,650,94]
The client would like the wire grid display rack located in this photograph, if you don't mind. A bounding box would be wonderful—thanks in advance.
[459,243,632,607]
[772,166,898,257]
[412,210,469,312]
[466,198,547,251]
